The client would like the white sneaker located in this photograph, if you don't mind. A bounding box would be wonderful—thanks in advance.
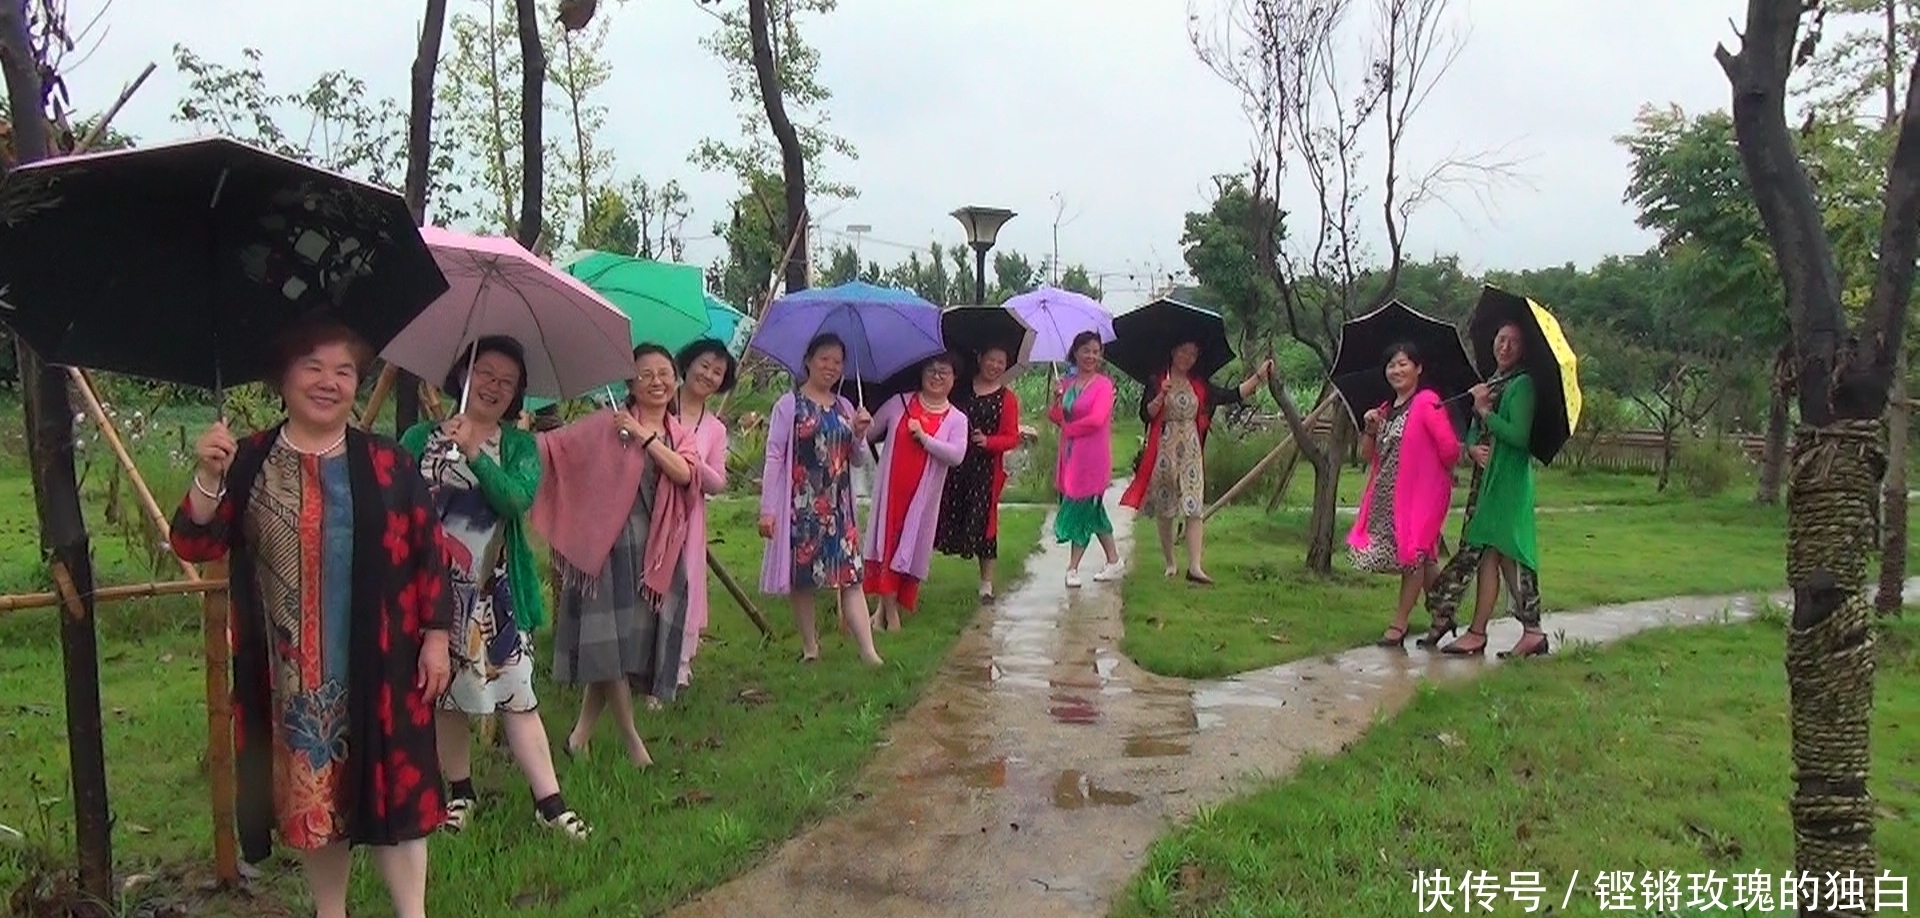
[1065,569,1083,588]
[1092,562,1126,583]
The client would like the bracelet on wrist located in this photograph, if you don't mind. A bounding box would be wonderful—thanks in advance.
[193,472,227,500]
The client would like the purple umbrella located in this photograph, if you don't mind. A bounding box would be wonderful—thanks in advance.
[1001,286,1115,363]
[748,281,945,400]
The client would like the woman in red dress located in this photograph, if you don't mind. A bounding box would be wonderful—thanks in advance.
[934,344,1024,601]
[862,352,971,630]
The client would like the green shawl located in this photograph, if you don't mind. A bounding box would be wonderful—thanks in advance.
[400,421,549,632]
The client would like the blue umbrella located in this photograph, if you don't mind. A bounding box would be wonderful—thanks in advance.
[704,293,754,356]
[748,281,945,398]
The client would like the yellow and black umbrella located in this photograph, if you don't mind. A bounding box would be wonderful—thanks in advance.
[1465,285,1583,466]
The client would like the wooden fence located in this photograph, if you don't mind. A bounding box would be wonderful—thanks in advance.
[1267,414,1767,475]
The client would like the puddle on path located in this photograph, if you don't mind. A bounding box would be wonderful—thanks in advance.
[668,483,1862,918]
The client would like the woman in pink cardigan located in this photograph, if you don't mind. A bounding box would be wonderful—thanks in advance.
[671,338,737,688]
[1049,330,1125,588]
[862,352,971,631]
[1348,341,1462,647]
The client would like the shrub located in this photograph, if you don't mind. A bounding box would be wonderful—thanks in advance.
[1204,428,1284,506]
[1670,435,1746,497]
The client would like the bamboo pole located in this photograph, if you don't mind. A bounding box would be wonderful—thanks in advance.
[1204,393,1337,519]
[360,366,397,430]
[72,63,155,154]
[0,577,226,613]
[199,559,238,884]
[707,552,771,637]
[66,368,198,581]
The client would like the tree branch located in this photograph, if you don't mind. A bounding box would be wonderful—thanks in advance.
[1861,46,1920,379]
[513,0,545,250]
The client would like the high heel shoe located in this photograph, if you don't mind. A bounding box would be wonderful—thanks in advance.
[1441,627,1489,656]
[1414,618,1457,649]
[1497,631,1551,659]
[1375,624,1409,648]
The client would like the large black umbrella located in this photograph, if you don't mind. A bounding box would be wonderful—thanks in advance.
[941,304,1037,371]
[835,361,924,414]
[1328,299,1480,430]
[1465,285,1582,466]
[0,136,449,393]
[1106,296,1235,384]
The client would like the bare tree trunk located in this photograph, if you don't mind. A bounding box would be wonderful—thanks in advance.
[513,0,546,252]
[747,0,808,294]
[1262,372,1338,575]
[0,5,112,909]
[1657,422,1676,492]
[1878,345,1908,615]
[1756,344,1791,505]
[1717,0,1920,891]
[398,0,449,438]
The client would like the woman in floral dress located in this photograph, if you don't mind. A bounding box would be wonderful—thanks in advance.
[758,333,885,665]
[170,320,450,918]
[934,344,1024,601]
[1120,342,1271,583]
[400,335,587,839]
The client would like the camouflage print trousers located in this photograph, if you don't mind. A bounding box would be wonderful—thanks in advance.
[1423,457,1542,628]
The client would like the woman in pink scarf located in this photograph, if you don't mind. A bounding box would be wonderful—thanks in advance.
[530,344,700,768]
[1348,341,1462,647]
[670,338,737,688]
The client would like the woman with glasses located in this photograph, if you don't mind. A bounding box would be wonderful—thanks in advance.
[861,352,970,631]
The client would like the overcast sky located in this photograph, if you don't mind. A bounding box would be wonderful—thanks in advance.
[64,0,1753,309]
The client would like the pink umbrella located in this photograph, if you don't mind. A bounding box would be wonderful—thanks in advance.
[380,227,634,402]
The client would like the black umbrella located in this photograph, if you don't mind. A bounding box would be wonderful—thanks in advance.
[1465,285,1580,466]
[835,360,924,414]
[1106,296,1235,384]
[940,305,1037,371]
[1328,299,1480,431]
[0,136,449,394]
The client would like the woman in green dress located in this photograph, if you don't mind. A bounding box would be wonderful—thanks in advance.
[1419,320,1549,658]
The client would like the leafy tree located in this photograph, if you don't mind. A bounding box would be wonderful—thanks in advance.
[1057,264,1104,301]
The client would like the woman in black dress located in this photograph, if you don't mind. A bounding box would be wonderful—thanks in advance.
[934,345,1024,602]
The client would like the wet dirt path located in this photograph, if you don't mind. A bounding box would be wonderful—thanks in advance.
[667,483,1832,918]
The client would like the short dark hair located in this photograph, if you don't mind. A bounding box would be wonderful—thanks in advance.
[922,350,961,375]
[675,338,739,394]
[1382,340,1424,367]
[266,318,371,396]
[443,335,529,421]
[804,333,846,363]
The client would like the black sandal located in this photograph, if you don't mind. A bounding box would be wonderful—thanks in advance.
[1375,624,1409,648]
[1441,627,1489,656]
[1414,617,1458,649]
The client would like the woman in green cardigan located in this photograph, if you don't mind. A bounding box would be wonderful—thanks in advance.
[401,336,590,839]
[1419,321,1549,658]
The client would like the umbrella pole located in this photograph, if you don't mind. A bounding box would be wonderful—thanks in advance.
[444,339,479,461]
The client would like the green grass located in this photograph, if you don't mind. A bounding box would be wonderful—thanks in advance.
[1115,612,1920,918]
[0,479,1044,916]
[1121,467,1920,679]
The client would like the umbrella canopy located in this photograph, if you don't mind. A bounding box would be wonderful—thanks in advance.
[1000,286,1115,363]
[379,227,634,401]
[1327,299,1480,430]
[703,293,754,356]
[1466,285,1583,466]
[560,250,711,353]
[748,280,945,388]
[941,305,1037,372]
[0,135,448,391]
[836,361,927,413]
[1106,296,1236,384]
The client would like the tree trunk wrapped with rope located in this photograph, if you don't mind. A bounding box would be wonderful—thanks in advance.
[1783,418,1883,889]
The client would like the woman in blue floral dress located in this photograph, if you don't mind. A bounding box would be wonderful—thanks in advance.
[759,333,884,666]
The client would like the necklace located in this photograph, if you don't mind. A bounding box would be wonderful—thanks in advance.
[280,427,346,456]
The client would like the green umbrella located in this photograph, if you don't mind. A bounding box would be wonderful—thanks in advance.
[560,250,712,352]
[704,293,755,356]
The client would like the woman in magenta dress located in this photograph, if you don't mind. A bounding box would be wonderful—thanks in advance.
[758,333,885,665]
[862,352,971,631]
[1049,330,1126,588]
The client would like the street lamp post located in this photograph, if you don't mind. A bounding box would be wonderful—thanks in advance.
[950,205,1016,305]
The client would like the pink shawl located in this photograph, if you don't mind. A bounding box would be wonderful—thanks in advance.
[530,408,698,603]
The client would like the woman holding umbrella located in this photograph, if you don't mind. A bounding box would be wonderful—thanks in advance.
[1118,342,1273,583]
[1423,320,1548,658]
[401,336,590,839]
[758,333,887,666]
[1051,330,1127,587]
[171,320,451,918]
[863,351,971,630]
[670,338,739,688]
[1347,341,1461,647]
[934,343,1025,601]
[531,344,702,767]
